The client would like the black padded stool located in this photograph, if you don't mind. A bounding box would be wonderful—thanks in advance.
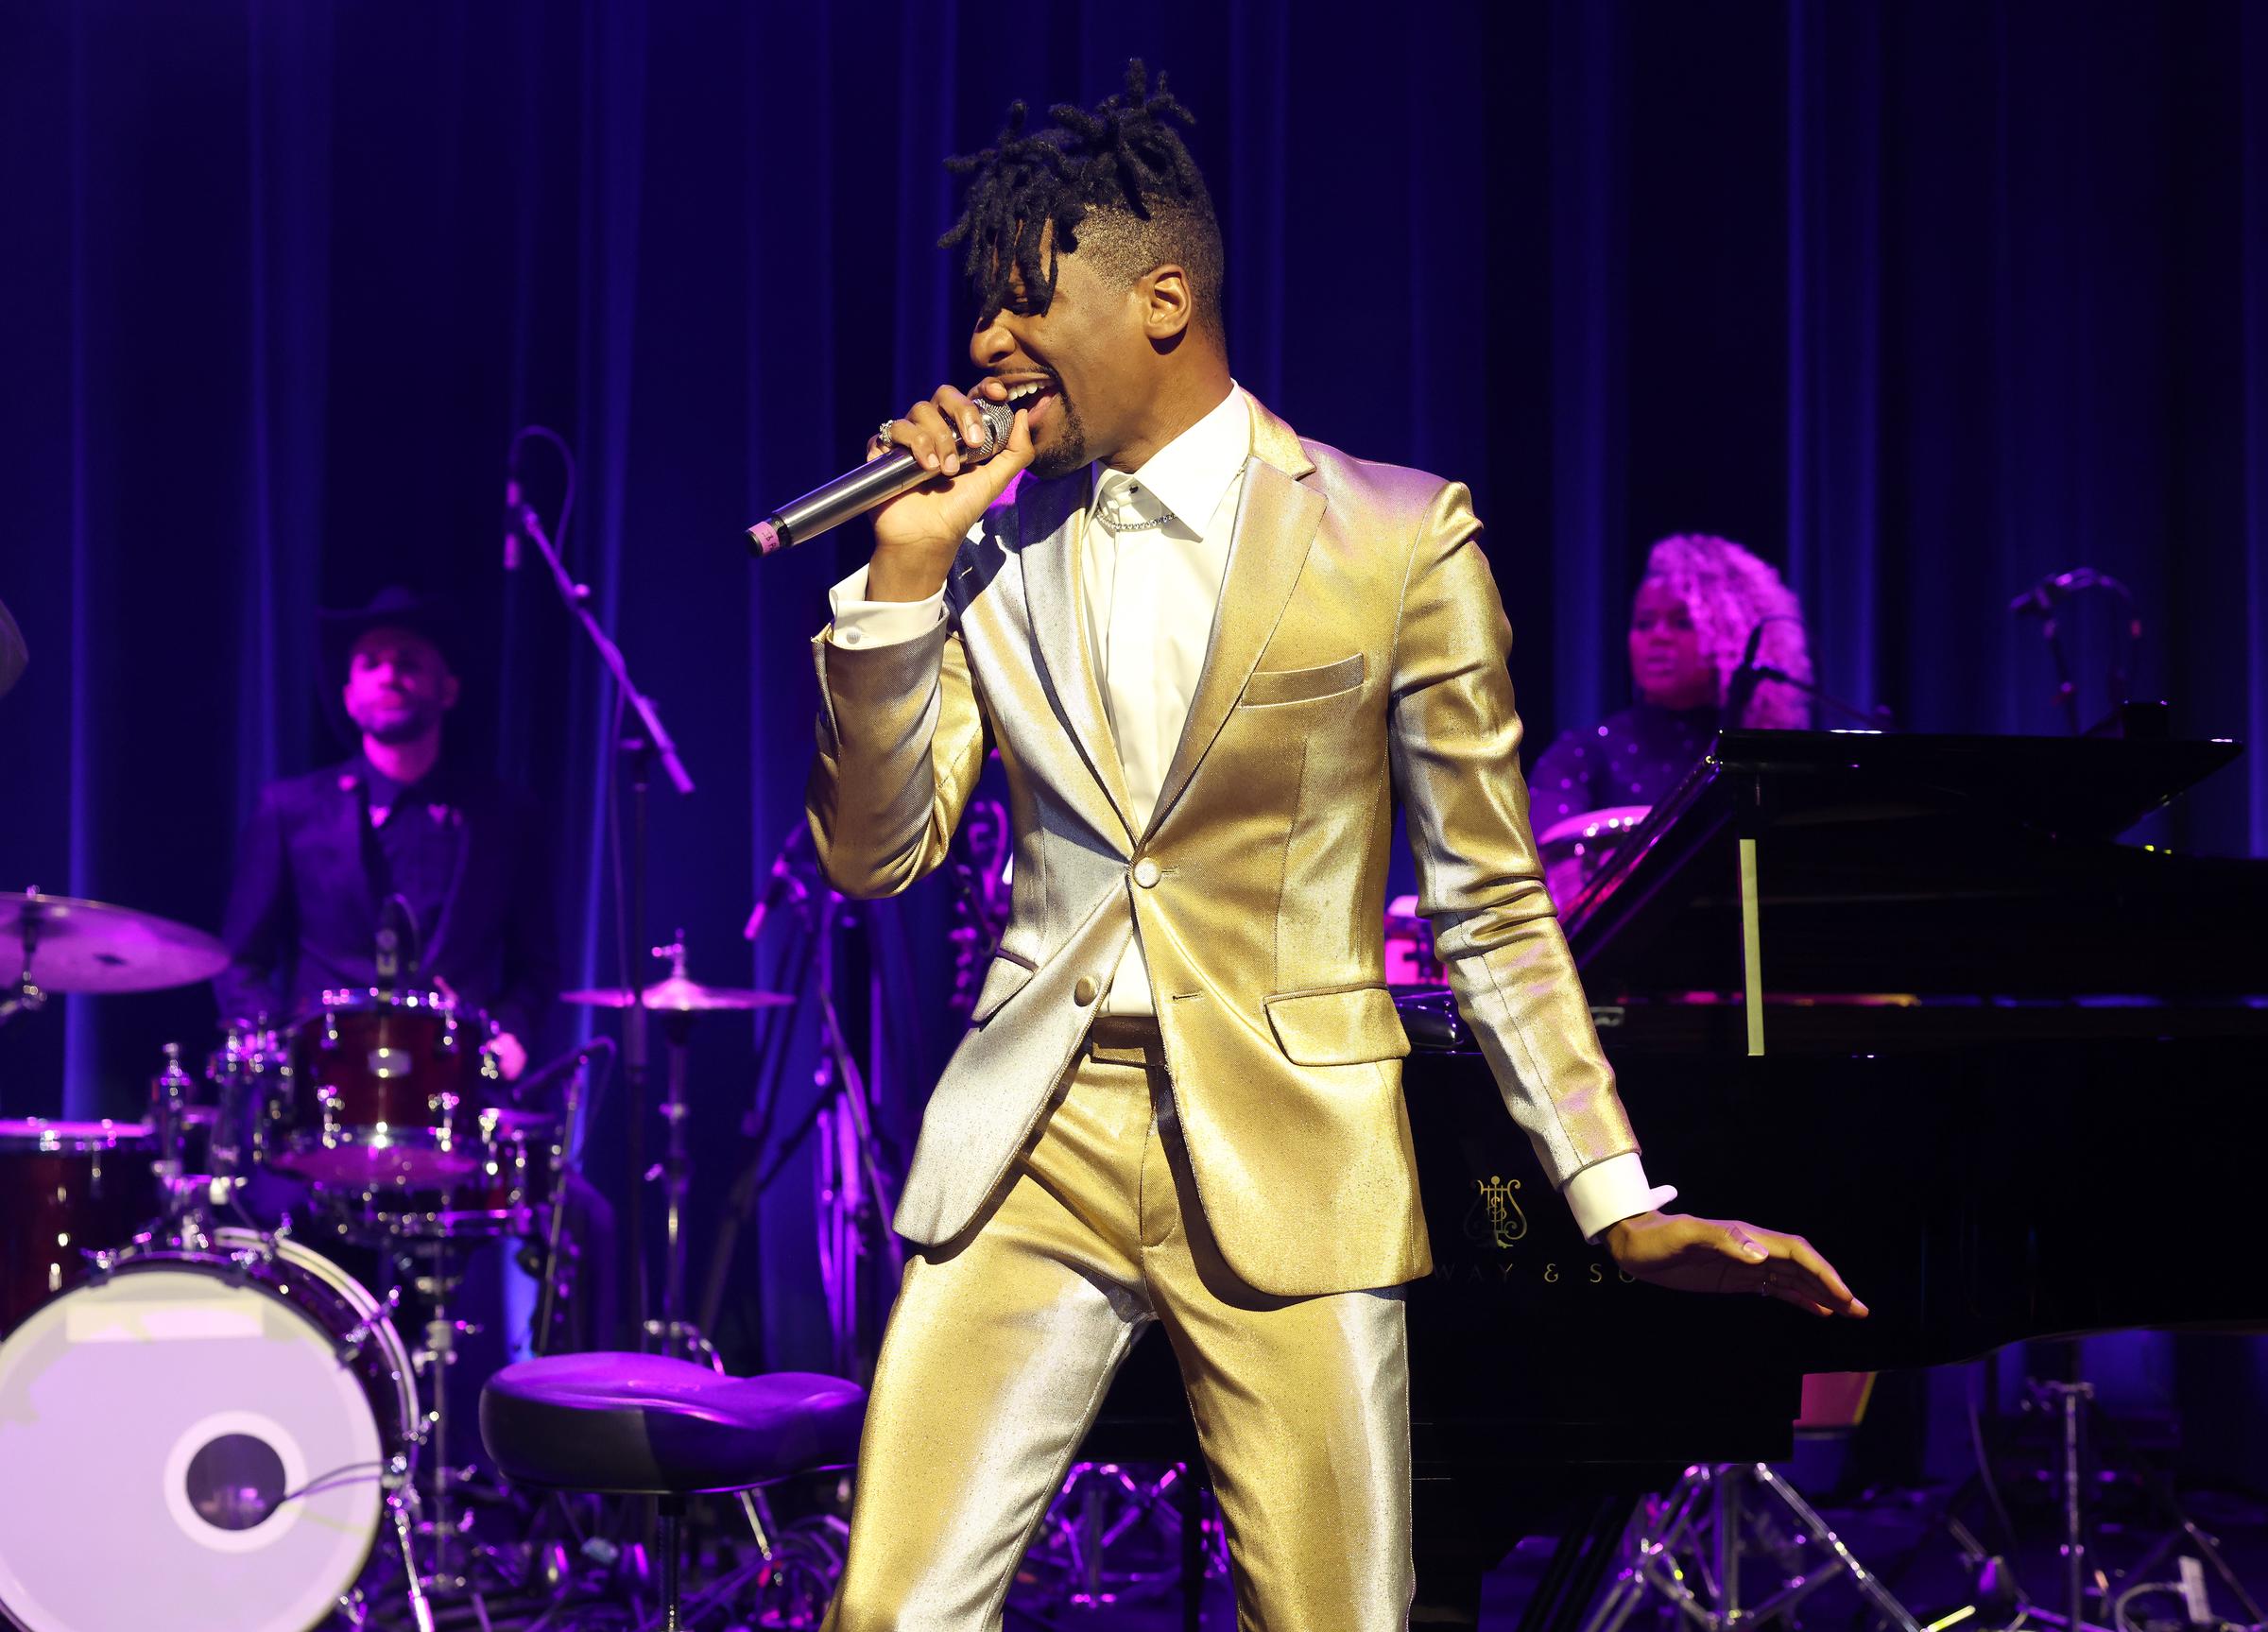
[480,1352,867,1628]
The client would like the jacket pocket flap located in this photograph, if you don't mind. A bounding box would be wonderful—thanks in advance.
[1263,985,1411,1066]
[1241,652,1366,707]
[971,954,1036,1023]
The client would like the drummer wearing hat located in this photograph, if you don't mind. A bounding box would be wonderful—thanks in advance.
[215,587,559,1075]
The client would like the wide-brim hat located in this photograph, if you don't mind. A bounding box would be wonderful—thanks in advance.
[318,585,462,679]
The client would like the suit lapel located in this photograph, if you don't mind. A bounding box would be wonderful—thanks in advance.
[1016,473,1139,850]
[423,784,474,971]
[1144,404,1324,836]
[327,766,382,937]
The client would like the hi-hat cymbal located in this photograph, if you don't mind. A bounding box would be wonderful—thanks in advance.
[3,889,230,994]
[559,973,794,1013]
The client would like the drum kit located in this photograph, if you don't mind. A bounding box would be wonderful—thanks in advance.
[0,850,1008,1629]
[0,888,615,1631]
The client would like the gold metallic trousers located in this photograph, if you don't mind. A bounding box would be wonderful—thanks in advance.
[823,1022,1414,1630]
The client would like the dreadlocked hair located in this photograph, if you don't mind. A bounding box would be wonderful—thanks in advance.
[940,60,1226,341]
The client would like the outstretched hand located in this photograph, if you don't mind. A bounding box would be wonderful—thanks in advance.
[1604,1211,1868,1319]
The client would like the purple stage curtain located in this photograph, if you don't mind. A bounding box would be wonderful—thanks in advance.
[2,0,2264,1377]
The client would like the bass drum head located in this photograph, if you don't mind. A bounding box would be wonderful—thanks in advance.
[0,1232,412,1632]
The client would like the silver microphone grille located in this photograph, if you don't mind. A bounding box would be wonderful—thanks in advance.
[965,396,1016,461]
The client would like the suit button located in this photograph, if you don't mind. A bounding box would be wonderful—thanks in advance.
[1074,975,1099,1006]
[1132,858,1161,888]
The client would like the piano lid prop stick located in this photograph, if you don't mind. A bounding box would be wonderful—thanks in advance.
[1740,836,1765,1057]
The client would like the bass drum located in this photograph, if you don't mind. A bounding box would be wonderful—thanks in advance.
[0,1229,416,1632]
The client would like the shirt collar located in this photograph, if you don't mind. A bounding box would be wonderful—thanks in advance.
[359,750,445,811]
[1090,381,1252,533]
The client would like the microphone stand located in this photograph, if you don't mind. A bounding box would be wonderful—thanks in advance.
[509,477,693,1350]
[2010,568,2141,737]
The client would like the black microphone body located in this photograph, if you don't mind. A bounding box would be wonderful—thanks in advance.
[1720,618,1771,731]
[748,394,1016,556]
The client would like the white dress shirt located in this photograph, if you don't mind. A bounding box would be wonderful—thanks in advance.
[825,384,1673,1240]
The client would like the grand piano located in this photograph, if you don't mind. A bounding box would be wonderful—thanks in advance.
[1084,730,2268,1625]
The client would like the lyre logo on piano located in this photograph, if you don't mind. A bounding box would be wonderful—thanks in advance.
[1467,1175,1527,1249]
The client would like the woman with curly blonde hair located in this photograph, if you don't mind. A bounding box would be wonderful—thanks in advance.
[1532,533,1813,838]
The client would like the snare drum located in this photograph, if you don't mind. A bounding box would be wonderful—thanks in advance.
[0,1228,415,1632]
[320,1107,558,1245]
[0,1119,160,1331]
[276,988,490,1187]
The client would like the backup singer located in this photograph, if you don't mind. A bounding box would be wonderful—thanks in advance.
[806,65,1864,1629]
[1532,532,1815,828]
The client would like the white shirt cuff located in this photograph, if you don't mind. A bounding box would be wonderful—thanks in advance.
[1563,1152,1677,1244]
[826,565,946,649]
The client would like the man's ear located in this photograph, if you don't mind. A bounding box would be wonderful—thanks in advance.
[441,673,461,712]
[1142,264,1194,342]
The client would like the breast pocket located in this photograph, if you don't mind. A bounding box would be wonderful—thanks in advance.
[1239,652,1366,708]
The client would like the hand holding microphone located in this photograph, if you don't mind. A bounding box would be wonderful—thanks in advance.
[747,379,1034,602]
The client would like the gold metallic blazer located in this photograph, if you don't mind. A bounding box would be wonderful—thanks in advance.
[807,397,1640,1297]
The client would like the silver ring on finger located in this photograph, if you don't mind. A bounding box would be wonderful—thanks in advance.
[875,418,897,449]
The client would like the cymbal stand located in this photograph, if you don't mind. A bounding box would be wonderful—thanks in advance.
[1582,1462,1921,1632]
[2013,1376,2263,1632]
[2,896,46,1030]
[643,934,720,1366]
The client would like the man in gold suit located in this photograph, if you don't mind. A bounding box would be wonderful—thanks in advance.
[807,64,1864,1630]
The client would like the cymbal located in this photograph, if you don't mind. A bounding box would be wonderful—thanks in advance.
[3,889,230,994]
[559,973,794,1013]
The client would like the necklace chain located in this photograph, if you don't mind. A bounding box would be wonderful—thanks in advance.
[1094,509,1170,535]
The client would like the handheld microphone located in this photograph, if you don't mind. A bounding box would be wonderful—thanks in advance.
[747,394,1017,557]
[1720,617,1772,730]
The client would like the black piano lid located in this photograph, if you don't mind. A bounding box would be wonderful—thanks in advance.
[1560,730,2266,1005]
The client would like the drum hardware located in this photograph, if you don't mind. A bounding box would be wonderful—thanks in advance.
[656,934,725,1363]
[1016,1460,1229,1613]
[2004,1375,2265,1632]
[386,1235,544,1619]
[564,934,791,1363]
[707,822,908,1379]
[150,1039,199,1181]
[338,1283,408,1366]
[528,1038,610,1358]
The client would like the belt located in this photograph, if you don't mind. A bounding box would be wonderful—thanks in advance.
[1085,1013,1165,1066]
